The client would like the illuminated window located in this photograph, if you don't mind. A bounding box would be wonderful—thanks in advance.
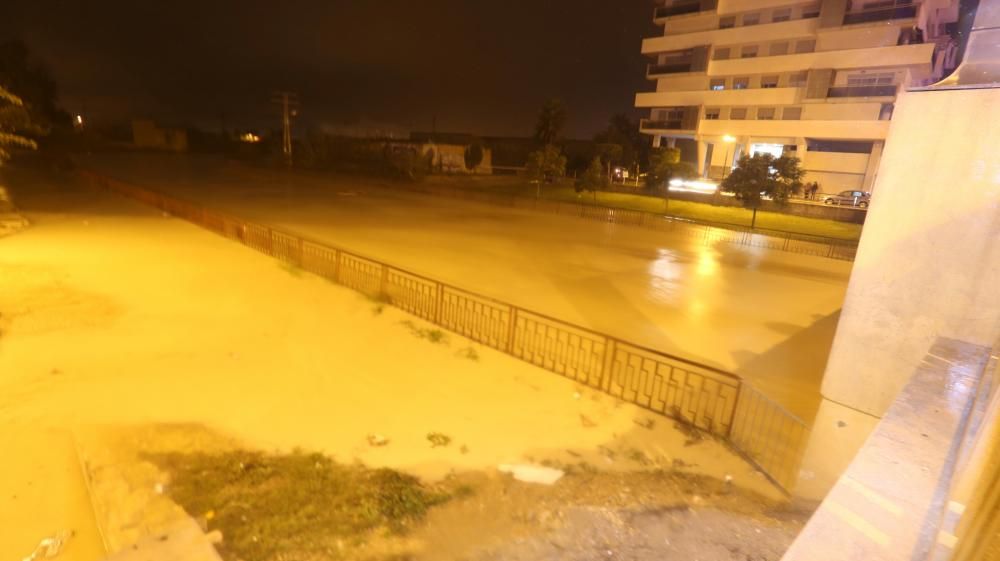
[710,78,726,90]
[733,76,750,89]
[704,107,721,120]
[741,45,759,58]
[782,107,802,120]
[757,107,776,120]
[770,42,789,56]
[761,75,779,88]
[730,107,748,120]
[713,47,731,60]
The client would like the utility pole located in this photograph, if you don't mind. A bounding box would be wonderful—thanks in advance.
[270,91,299,166]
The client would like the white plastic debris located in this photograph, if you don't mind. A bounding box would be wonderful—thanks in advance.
[21,531,72,561]
[498,464,564,485]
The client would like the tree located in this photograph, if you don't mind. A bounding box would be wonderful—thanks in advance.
[0,86,37,165]
[720,153,804,228]
[594,113,647,173]
[463,143,484,171]
[646,146,696,210]
[595,143,623,180]
[525,144,567,197]
[575,156,606,204]
[0,40,69,130]
[533,99,567,146]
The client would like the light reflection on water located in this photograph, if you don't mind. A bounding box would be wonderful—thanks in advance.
[647,246,720,313]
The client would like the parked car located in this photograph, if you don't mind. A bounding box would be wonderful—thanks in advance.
[823,190,871,208]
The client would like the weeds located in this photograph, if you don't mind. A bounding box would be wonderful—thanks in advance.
[277,261,303,278]
[149,450,455,561]
[426,432,452,447]
[399,320,449,345]
[455,346,479,361]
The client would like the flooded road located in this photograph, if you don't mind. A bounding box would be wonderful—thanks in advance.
[85,155,852,421]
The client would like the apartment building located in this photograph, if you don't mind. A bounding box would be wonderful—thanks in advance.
[636,0,961,192]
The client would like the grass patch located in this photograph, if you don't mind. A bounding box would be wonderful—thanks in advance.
[426,175,863,241]
[399,320,449,344]
[150,450,455,561]
[277,260,304,277]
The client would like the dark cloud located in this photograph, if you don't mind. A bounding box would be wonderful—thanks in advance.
[0,0,656,137]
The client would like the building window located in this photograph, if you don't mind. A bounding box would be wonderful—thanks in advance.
[733,76,750,89]
[795,39,816,53]
[770,42,789,56]
[705,107,721,120]
[771,7,791,22]
[802,2,821,18]
[713,47,731,60]
[761,75,779,88]
[719,16,736,29]
[879,103,895,120]
[782,107,802,120]
[709,78,726,90]
[742,12,761,26]
[788,71,808,86]
[741,45,759,58]
[757,107,776,120]
[730,108,748,120]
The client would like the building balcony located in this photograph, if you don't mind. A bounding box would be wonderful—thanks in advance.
[827,85,899,98]
[642,16,817,54]
[640,118,697,133]
[699,118,890,140]
[708,42,935,75]
[655,1,701,19]
[647,61,698,76]
[843,3,917,26]
[636,87,802,107]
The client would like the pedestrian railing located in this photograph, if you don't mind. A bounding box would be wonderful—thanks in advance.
[379,182,859,261]
[78,169,813,494]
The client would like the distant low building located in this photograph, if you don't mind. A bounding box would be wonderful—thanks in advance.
[408,132,493,174]
[132,119,188,152]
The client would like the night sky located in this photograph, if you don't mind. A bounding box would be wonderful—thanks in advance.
[1,1,658,138]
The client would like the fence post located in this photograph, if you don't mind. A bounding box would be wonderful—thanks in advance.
[379,264,389,297]
[333,249,342,283]
[599,337,617,392]
[727,382,744,439]
[298,238,305,267]
[506,306,519,353]
[434,283,445,324]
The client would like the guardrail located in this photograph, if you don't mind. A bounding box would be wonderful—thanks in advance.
[77,169,812,493]
[384,182,859,261]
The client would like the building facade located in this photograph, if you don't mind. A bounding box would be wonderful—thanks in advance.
[637,0,960,192]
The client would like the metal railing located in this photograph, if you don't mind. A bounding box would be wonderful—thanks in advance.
[655,2,701,19]
[382,181,859,261]
[640,118,687,131]
[827,84,899,98]
[842,3,917,25]
[647,62,695,76]
[77,169,812,493]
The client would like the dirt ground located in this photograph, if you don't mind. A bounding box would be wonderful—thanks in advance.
[0,165,801,560]
[81,424,805,561]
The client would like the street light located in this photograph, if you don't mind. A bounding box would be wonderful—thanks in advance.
[722,134,736,180]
